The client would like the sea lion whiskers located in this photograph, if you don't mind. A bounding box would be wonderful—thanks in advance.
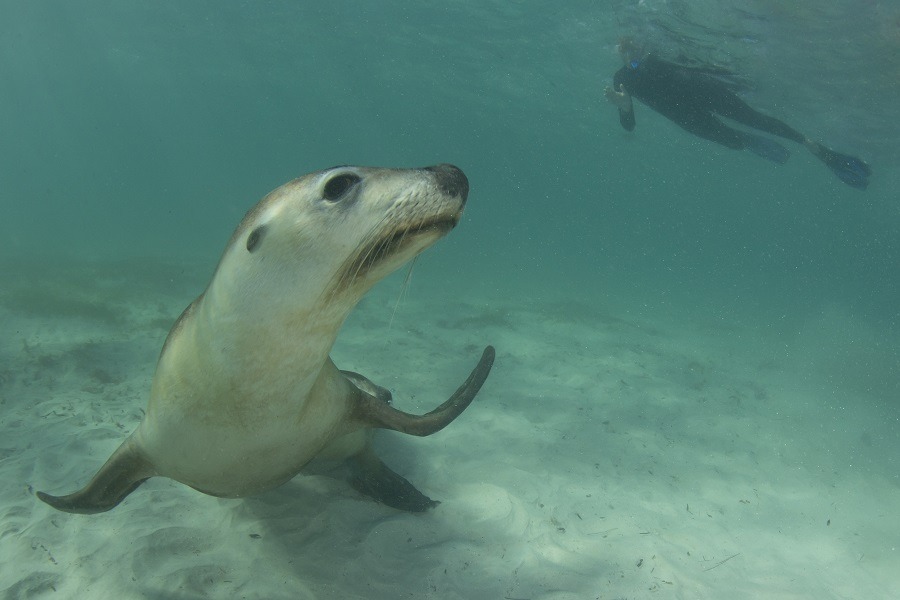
[327,201,436,298]
[389,258,417,330]
[324,210,393,301]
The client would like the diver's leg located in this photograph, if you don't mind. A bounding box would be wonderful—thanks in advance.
[716,94,870,188]
[676,112,790,164]
[718,97,871,188]
[676,111,745,148]
[714,93,807,144]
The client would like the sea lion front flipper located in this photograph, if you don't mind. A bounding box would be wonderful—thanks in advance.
[353,345,495,436]
[36,435,157,514]
[341,370,394,405]
[340,370,437,510]
[349,445,439,512]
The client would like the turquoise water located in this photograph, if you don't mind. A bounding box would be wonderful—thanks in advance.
[1,2,898,597]
[4,0,897,389]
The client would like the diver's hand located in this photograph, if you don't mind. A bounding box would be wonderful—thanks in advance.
[604,84,632,111]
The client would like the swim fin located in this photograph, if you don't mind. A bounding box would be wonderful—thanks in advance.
[742,133,790,164]
[810,144,871,190]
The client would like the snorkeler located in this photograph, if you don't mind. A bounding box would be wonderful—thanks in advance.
[605,38,871,190]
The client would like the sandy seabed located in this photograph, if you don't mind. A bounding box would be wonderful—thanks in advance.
[1,259,897,600]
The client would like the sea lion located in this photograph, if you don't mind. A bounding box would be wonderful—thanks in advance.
[37,163,494,514]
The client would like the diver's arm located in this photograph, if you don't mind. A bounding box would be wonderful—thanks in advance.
[605,84,635,131]
[618,104,636,131]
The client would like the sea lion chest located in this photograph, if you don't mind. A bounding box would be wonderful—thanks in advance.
[135,300,353,497]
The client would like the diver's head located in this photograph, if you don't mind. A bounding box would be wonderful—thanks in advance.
[616,36,644,69]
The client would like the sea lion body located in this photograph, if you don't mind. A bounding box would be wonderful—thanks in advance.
[38,164,494,513]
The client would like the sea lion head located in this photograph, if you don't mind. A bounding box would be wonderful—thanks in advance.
[207,164,469,320]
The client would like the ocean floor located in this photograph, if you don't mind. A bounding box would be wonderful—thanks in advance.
[1,258,897,599]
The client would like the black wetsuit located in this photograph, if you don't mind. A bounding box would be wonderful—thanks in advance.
[613,55,806,149]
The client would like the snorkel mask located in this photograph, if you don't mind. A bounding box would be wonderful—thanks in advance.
[617,36,644,70]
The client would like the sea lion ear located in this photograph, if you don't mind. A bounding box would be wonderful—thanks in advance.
[246,225,267,253]
[351,346,495,436]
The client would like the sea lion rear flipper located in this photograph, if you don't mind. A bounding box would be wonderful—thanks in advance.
[350,445,438,512]
[36,435,157,514]
[353,345,494,435]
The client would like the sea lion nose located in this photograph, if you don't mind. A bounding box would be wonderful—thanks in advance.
[424,164,468,202]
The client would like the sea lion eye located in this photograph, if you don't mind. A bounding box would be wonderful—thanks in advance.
[323,173,361,201]
[246,225,266,252]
